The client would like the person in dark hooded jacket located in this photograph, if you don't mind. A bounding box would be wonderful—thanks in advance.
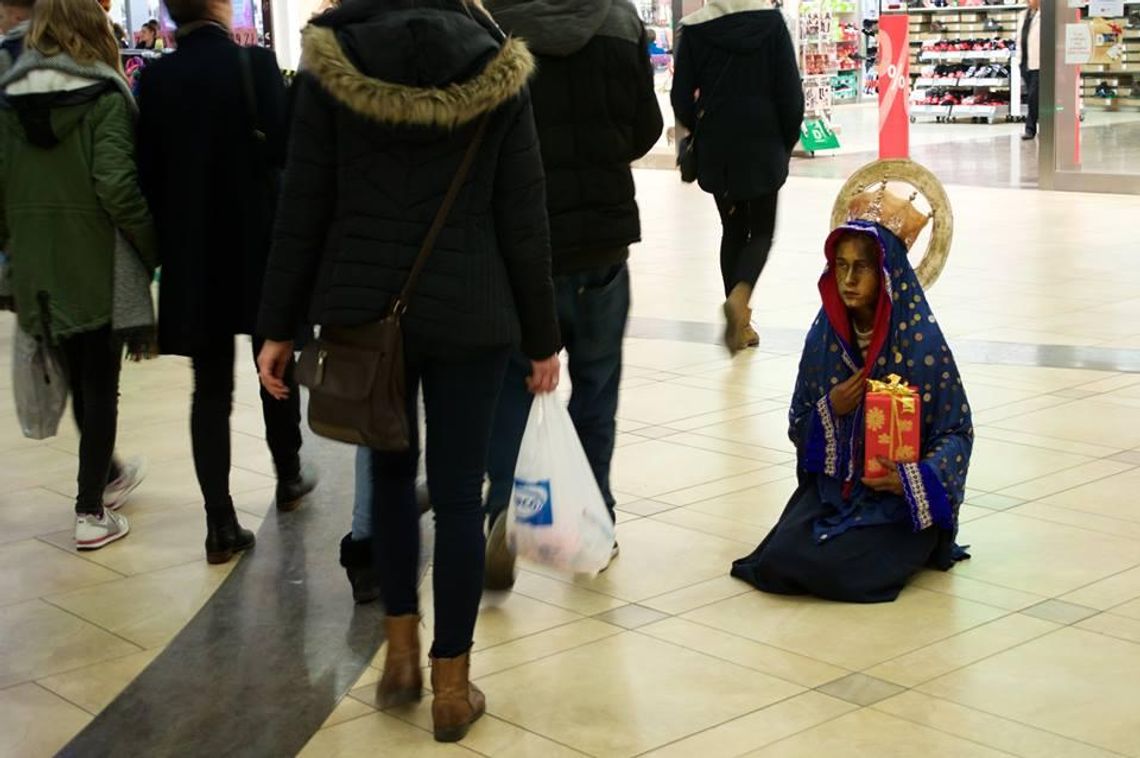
[481,0,663,590]
[255,0,561,744]
[672,0,803,354]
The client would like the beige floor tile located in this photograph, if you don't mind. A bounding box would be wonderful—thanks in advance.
[299,711,476,757]
[681,477,799,529]
[910,571,1048,612]
[644,692,855,758]
[38,507,263,576]
[0,487,76,546]
[476,632,804,758]
[45,560,233,649]
[0,599,141,688]
[616,382,752,426]
[639,617,848,688]
[653,466,792,508]
[1010,501,1140,540]
[622,338,734,372]
[919,627,1140,755]
[992,397,1140,451]
[528,519,753,603]
[352,665,381,691]
[616,499,676,517]
[1021,600,1100,625]
[745,708,1009,757]
[1,445,80,495]
[321,696,376,729]
[684,408,798,456]
[657,430,795,465]
[609,439,767,499]
[650,505,774,544]
[1076,611,1140,645]
[683,588,1006,671]
[966,437,1094,493]
[874,691,1120,758]
[865,613,1059,688]
[996,459,1134,501]
[411,592,582,655]
[1060,566,1140,611]
[977,425,1122,459]
[951,512,1140,597]
[0,539,121,607]
[663,399,787,434]
[0,683,93,758]
[1107,597,1140,620]
[640,575,752,616]
[594,604,669,630]
[511,571,627,616]
[1034,467,1140,524]
[36,648,160,714]
[468,619,623,680]
[816,673,905,706]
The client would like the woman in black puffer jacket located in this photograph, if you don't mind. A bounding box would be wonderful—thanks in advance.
[256,0,561,743]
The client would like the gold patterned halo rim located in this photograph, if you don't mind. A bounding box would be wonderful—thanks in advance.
[829,158,953,291]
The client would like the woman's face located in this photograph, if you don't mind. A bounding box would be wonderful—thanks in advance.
[834,235,880,313]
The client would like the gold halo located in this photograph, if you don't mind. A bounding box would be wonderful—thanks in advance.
[829,159,953,290]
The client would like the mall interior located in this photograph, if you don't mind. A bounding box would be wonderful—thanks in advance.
[3,0,1140,756]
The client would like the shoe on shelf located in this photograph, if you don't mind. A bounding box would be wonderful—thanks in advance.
[276,463,318,512]
[104,456,147,511]
[205,510,256,565]
[484,511,517,591]
[76,510,130,550]
[340,533,381,604]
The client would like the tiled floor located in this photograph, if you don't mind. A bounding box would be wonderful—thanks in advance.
[4,169,1140,756]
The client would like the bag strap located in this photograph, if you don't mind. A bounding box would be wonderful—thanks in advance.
[391,113,491,317]
[237,46,267,144]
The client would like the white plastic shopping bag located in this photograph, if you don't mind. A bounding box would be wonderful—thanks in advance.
[507,393,616,575]
[12,324,68,440]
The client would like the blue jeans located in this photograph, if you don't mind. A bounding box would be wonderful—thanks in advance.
[486,261,630,523]
[352,446,372,540]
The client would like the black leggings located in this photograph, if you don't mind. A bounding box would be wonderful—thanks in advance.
[59,327,122,516]
[715,194,778,296]
[190,336,302,515]
[372,345,509,659]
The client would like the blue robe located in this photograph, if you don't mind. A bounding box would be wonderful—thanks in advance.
[731,221,973,602]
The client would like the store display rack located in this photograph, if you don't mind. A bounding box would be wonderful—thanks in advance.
[888,2,1025,124]
[1081,2,1140,112]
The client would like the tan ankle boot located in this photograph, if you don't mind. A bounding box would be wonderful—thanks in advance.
[431,651,485,743]
[377,615,423,708]
[724,284,753,355]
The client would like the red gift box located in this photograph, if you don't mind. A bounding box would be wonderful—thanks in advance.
[864,374,921,477]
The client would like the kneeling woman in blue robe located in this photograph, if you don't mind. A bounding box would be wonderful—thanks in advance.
[732,207,973,603]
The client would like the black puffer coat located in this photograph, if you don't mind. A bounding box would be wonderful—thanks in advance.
[258,0,560,360]
[486,0,663,274]
[672,1,804,201]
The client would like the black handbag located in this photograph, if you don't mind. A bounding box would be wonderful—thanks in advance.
[295,115,490,451]
[677,59,732,184]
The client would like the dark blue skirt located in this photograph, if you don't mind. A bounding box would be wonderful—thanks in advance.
[731,478,941,603]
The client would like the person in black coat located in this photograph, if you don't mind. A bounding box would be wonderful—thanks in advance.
[136,0,315,565]
[481,0,663,590]
[672,0,803,354]
[255,0,561,743]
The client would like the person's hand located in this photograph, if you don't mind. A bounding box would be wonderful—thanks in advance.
[527,354,560,394]
[829,373,865,416]
[862,456,905,496]
[258,339,294,400]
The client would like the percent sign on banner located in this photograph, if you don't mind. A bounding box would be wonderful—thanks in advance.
[878,13,910,159]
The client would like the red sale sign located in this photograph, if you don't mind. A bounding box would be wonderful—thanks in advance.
[878,14,910,159]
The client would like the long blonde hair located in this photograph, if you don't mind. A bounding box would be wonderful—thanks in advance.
[28,0,124,75]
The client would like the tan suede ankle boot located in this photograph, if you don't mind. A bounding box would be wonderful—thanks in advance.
[431,651,485,743]
[724,284,753,354]
[377,615,423,708]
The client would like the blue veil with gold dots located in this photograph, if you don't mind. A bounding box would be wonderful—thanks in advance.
[790,221,973,565]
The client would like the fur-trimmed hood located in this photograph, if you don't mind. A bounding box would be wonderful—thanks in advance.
[301,1,534,129]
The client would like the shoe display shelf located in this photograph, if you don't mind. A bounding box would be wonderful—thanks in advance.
[1081,3,1140,112]
[797,0,846,154]
[887,2,1026,123]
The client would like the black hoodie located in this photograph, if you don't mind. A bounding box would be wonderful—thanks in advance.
[487,0,663,273]
[672,1,804,200]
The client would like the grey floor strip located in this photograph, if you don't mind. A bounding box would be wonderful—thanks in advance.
[628,316,1140,373]
[61,429,384,758]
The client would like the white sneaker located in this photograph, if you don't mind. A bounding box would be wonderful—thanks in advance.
[104,457,147,511]
[76,510,130,550]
